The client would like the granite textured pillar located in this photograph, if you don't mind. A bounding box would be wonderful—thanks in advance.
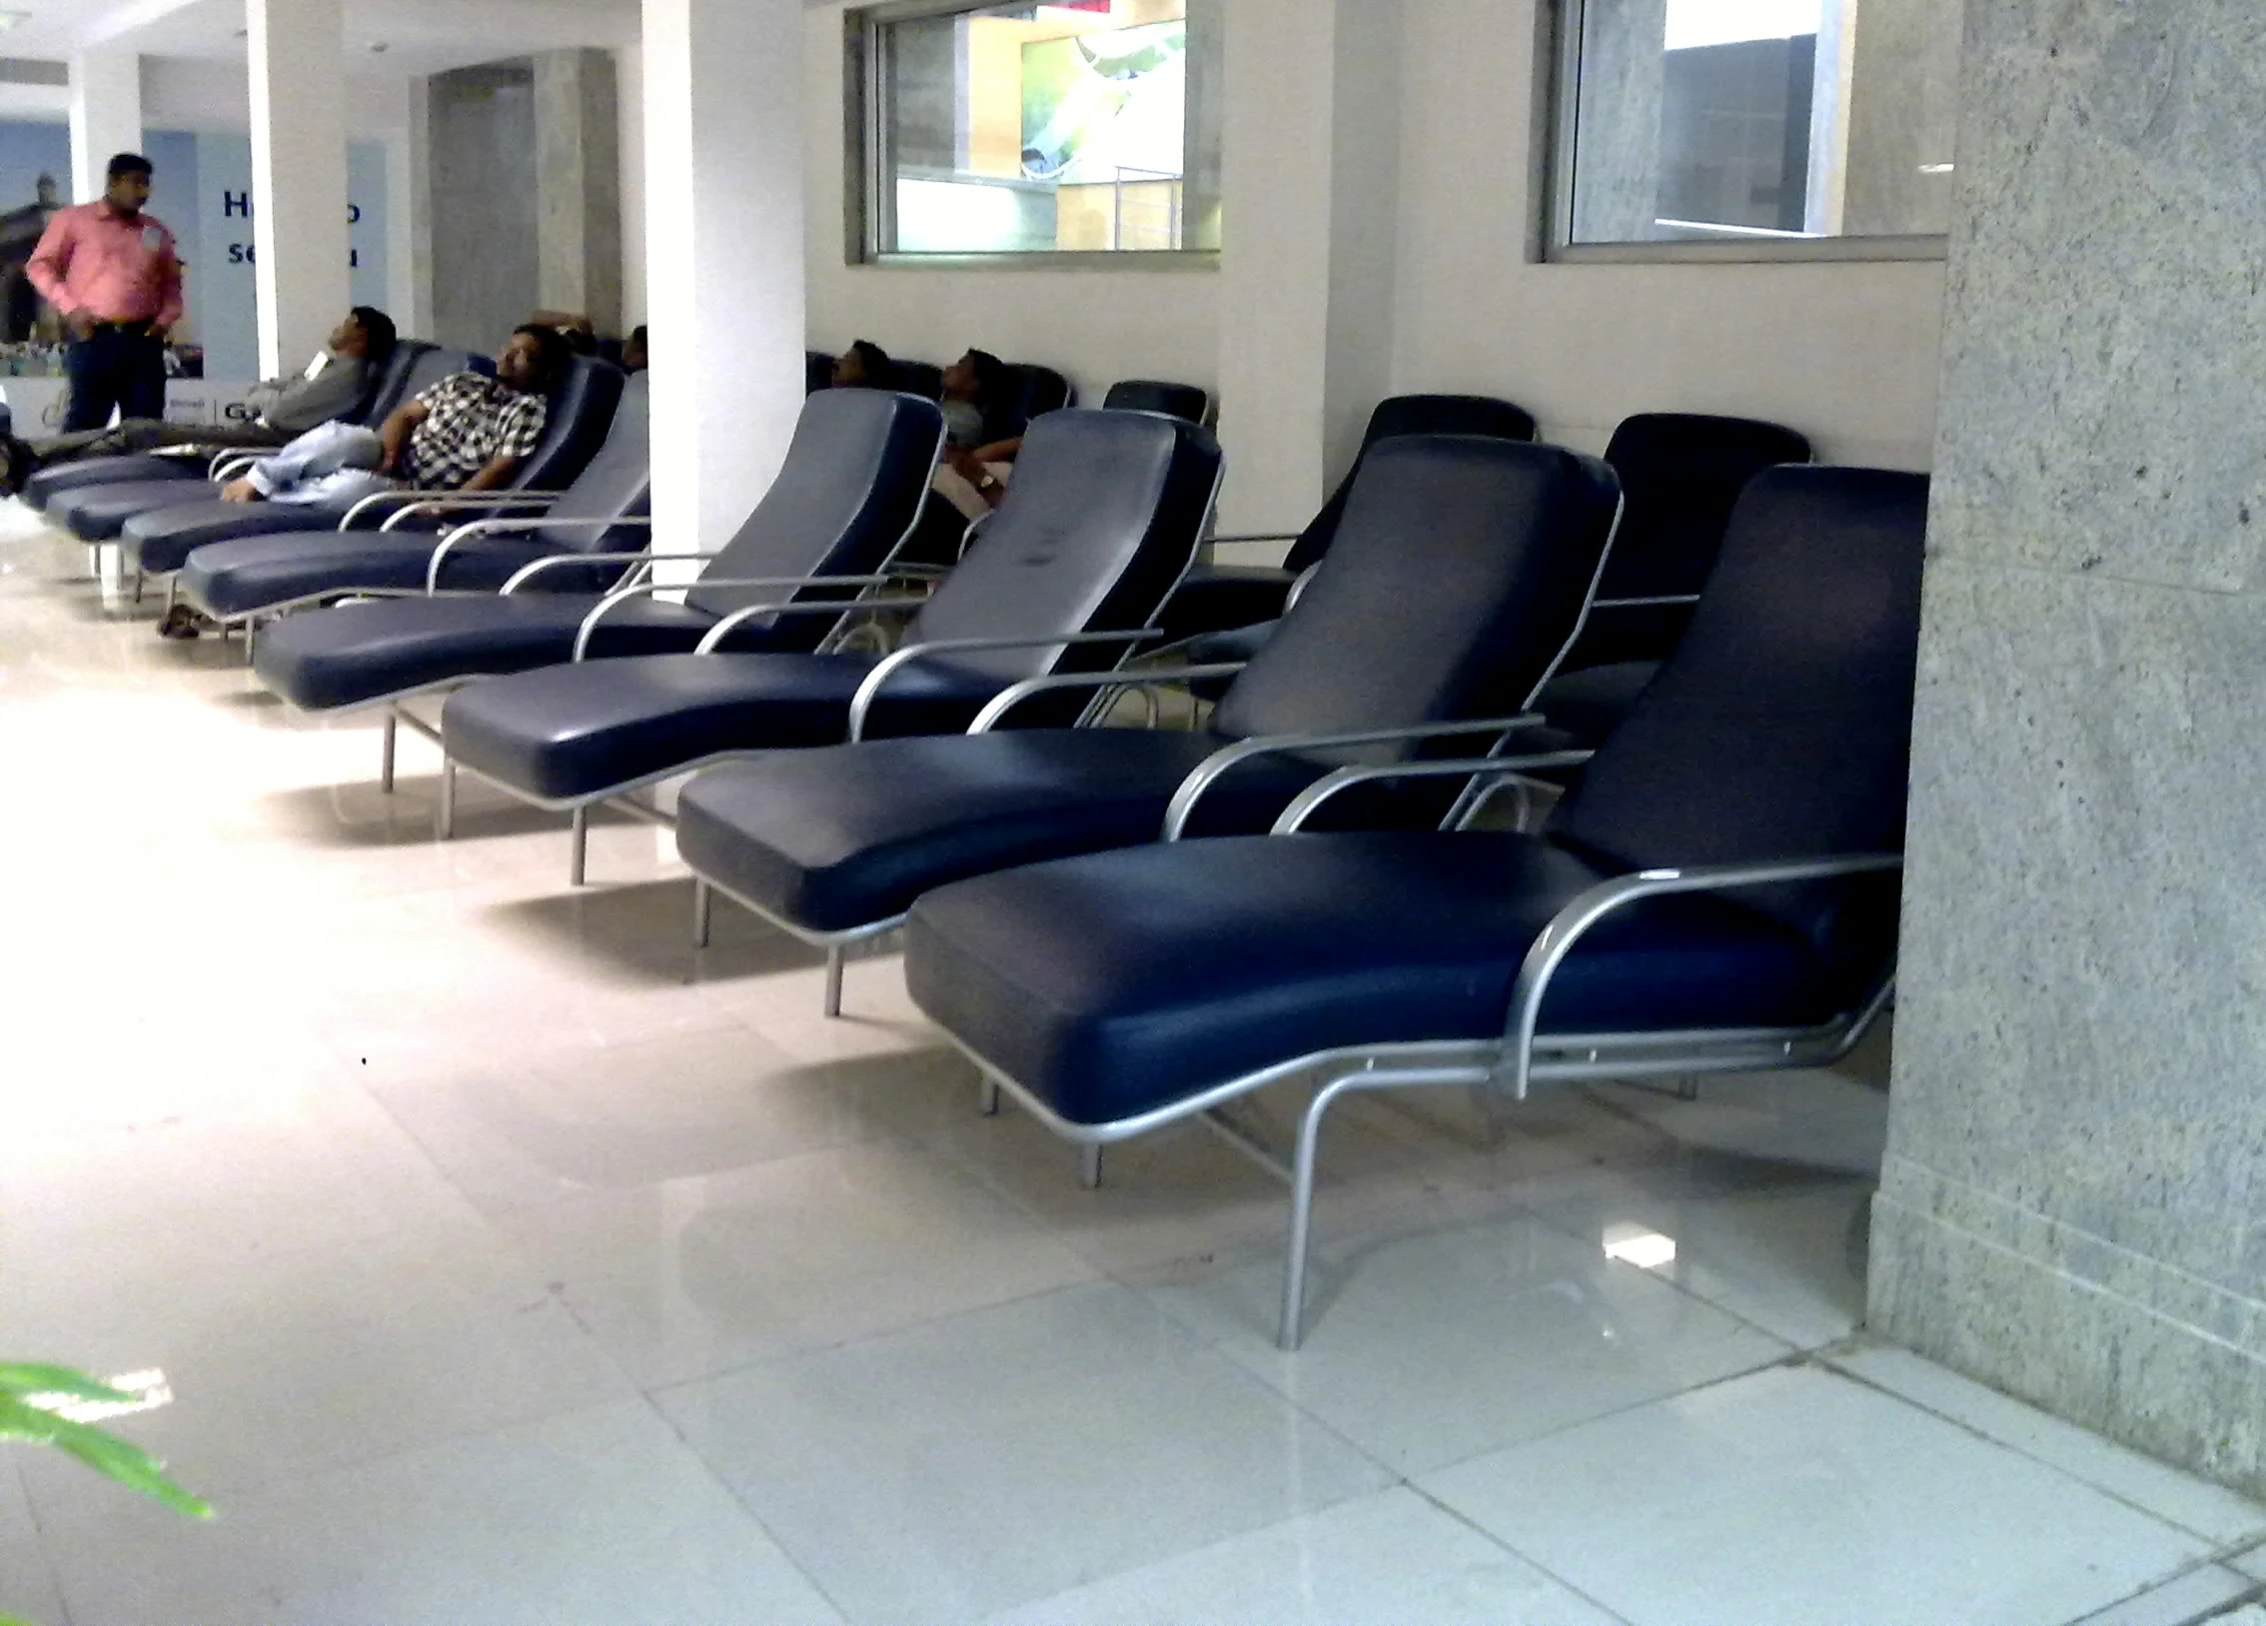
[67,49,141,206]
[425,63,538,353]
[1870,0,2266,1494]
[1567,0,1666,243]
[1213,0,1400,531]
[534,49,623,335]
[248,0,351,377]
[1840,0,1963,236]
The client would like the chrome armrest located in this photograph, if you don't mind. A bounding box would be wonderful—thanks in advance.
[501,548,667,594]
[379,492,562,533]
[1203,533,1300,546]
[691,585,925,655]
[1269,750,1596,833]
[1587,594,1700,610]
[968,662,1248,733]
[573,579,923,660]
[210,451,262,481]
[1498,852,1906,1100]
[1163,714,1545,841]
[422,517,654,594]
[847,628,1166,742]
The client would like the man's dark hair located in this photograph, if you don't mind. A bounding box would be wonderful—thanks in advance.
[511,321,573,390]
[106,153,153,182]
[629,324,648,346]
[349,305,396,361]
[846,339,893,382]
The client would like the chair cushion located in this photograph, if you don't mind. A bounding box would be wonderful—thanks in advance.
[905,831,1866,1126]
[122,499,363,574]
[251,594,725,712]
[25,455,198,511]
[177,529,561,619]
[1533,660,1661,748]
[56,478,224,541]
[440,652,1011,804]
[675,728,1356,935]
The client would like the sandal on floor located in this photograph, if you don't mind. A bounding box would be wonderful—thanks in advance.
[157,604,205,640]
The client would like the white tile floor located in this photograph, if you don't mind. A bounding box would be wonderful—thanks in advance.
[4,510,2266,1625]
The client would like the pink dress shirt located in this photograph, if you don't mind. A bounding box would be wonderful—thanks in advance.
[26,201,184,331]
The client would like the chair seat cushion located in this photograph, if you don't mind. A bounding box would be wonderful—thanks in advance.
[441,652,1011,804]
[177,529,563,619]
[55,478,223,541]
[25,454,198,511]
[675,728,1367,935]
[1534,660,1662,749]
[252,593,726,712]
[121,499,363,574]
[905,831,1867,1125]
[1156,565,1295,643]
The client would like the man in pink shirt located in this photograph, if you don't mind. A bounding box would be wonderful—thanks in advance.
[27,153,183,432]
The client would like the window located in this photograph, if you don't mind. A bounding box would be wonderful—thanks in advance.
[1552,0,1962,256]
[855,0,1222,262]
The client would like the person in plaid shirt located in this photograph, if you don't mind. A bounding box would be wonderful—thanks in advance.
[216,323,567,507]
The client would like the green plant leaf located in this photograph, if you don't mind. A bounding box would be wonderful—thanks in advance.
[0,1364,135,1406]
[0,1394,212,1519]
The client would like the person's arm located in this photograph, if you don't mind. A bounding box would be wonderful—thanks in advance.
[152,229,184,335]
[458,453,522,493]
[24,212,83,337]
[261,357,368,434]
[376,399,430,474]
[970,435,1023,464]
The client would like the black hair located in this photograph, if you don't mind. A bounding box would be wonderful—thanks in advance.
[348,305,397,361]
[844,338,894,383]
[560,327,597,357]
[628,324,648,348]
[963,348,1017,438]
[106,153,153,182]
[510,322,573,390]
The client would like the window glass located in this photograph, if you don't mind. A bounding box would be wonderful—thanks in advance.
[870,0,1222,258]
[1562,0,1961,246]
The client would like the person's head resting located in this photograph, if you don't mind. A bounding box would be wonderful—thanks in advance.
[621,325,648,373]
[498,323,571,394]
[831,339,894,390]
[34,173,56,208]
[104,153,153,218]
[332,306,397,363]
[942,348,1006,405]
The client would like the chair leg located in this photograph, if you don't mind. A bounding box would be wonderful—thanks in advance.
[379,711,398,794]
[569,808,589,885]
[1675,1074,1701,1102]
[243,618,256,664]
[978,1076,1001,1116]
[691,880,713,948]
[1279,1072,1360,1351]
[822,946,845,1017]
[436,757,457,839]
[131,566,143,605]
[1079,1143,1104,1190]
[163,576,176,613]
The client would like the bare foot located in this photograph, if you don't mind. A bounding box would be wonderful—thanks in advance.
[219,478,262,503]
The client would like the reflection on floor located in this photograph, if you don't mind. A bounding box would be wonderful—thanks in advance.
[3,512,2263,1626]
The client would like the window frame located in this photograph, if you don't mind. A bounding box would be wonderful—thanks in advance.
[1538,0,1948,266]
[845,0,1221,271]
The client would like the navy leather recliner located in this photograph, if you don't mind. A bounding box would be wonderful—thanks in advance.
[1159,393,1538,646]
[1101,380,1211,424]
[438,408,1224,884]
[250,388,945,720]
[673,437,1622,1014]
[114,355,626,578]
[173,370,656,630]
[42,346,477,538]
[22,339,444,514]
[901,463,1928,1348]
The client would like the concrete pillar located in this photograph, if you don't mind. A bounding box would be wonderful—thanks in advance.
[1839,0,1962,236]
[425,64,538,353]
[535,49,623,335]
[1568,0,1667,243]
[1212,0,1400,532]
[1871,0,2266,1495]
[642,0,804,561]
[248,0,351,376]
[67,49,141,206]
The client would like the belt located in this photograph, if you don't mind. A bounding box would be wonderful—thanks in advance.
[84,320,155,337]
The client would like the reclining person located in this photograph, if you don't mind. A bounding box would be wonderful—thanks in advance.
[930,347,1022,520]
[214,323,564,509]
[0,307,397,492]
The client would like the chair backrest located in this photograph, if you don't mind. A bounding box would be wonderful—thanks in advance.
[1560,412,1815,670]
[894,360,945,401]
[531,371,651,554]
[995,364,1074,439]
[806,352,836,395]
[1212,438,1621,744]
[907,408,1221,684]
[1282,393,1538,573]
[1102,379,1211,424]
[685,388,944,649]
[1549,465,1929,954]
[353,340,437,425]
[388,346,485,418]
[512,356,626,491]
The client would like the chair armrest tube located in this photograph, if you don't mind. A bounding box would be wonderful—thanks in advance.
[1270,751,1597,833]
[686,597,928,655]
[566,570,921,654]
[1498,852,1907,1101]
[1587,594,1701,610]
[500,549,662,593]
[846,628,1167,742]
[421,517,658,594]
[969,662,1249,733]
[1163,714,1545,841]
[1203,533,1301,546]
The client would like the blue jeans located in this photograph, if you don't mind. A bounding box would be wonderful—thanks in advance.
[244,421,390,505]
[62,327,166,433]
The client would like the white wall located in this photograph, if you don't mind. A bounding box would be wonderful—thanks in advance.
[615,42,645,327]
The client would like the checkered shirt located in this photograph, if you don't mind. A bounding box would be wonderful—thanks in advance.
[401,372,548,490]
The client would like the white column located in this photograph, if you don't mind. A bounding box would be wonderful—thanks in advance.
[248,0,350,377]
[1211,0,1400,534]
[642,0,804,564]
[67,49,142,205]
